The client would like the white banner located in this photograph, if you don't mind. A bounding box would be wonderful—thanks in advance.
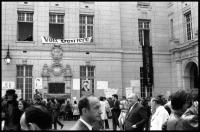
[1,89,6,97]
[41,36,92,44]
[15,89,22,100]
[130,80,140,87]
[126,87,133,98]
[97,81,108,89]
[104,88,118,98]
[35,78,42,89]
[2,81,15,89]
[73,79,80,90]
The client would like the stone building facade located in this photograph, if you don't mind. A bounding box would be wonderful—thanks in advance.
[1,2,198,101]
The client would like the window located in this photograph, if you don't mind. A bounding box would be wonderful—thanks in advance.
[138,19,151,46]
[170,19,174,39]
[49,13,64,39]
[17,65,33,100]
[80,66,95,97]
[17,11,33,41]
[79,15,94,42]
[184,11,193,41]
[137,2,150,8]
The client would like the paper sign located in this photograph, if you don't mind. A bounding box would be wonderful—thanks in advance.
[1,89,6,97]
[15,89,22,100]
[130,80,140,87]
[35,78,42,89]
[97,81,108,89]
[104,88,118,98]
[126,87,133,98]
[73,97,77,100]
[73,79,80,90]
[2,81,15,89]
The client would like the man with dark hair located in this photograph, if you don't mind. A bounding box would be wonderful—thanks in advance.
[1,89,21,130]
[166,90,193,130]
[111,94,121,130]
[71,95,102,130]
[20,105,52,130]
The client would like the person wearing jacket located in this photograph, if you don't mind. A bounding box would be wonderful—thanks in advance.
[165,90,193,130]
[150,95,169,130]
[1,89,21,130]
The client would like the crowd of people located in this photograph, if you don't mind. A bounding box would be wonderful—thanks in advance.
[1,88,199,131]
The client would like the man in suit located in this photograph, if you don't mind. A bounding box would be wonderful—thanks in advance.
[124,93,148,130]
[71,95,102,130]
[111,94,121,130]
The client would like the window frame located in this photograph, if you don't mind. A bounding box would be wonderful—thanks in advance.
[79,14,94,42]
[138,19,151,46]
[184,11,193,41]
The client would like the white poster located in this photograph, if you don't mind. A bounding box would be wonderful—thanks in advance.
[97,81,108,89]
[104,88,118,98]
[15,89,22,100]
[130,80,140,87]
[73,79,80,90]
[2,81,15,89]
[126,87,133,98]
[35,78,42,89]
[1,89,6,97]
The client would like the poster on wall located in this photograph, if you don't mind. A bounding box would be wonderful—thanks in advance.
[2,81,15,89]
[35,78,42,89]
[104,88,118,98]
[73,79,80,90]
[97,81,108,89]
[81,80,91,97]
[126,87,133,98]
[15,89,22,100]
[130,80,141,94]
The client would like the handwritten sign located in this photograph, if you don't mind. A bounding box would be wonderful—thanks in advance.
[35,78,42,89]
[2,81,15,89]
[73,79,80,90]
[126,87,133,98]
[41,36,92,44]
[104,88,118,98]
[97,81,108,89]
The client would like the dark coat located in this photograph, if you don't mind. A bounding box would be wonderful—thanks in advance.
[70,119,90,130]
[111,100,121,116]
[124,102,148,130]
[2,101,21,130]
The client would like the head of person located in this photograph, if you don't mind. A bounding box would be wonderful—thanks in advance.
[74,100,77,104]
[150,95,165,111]
[99,96,104,101]
[127,93,138,106]
[170,90,193,114]
[18,99,30,111]
[20,105,52,130]
[78,95,102,123]
[122,96,126,100]
[5,89,18,102]
[112,94,118,101]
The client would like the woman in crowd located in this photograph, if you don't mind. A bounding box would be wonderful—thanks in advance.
[165,90,193,130]
[118,96,128,130]
[99,96,109,130]
[18,99,30,117]
[65,100,73,121]
[150,95,169,130]
[72,100,80,120]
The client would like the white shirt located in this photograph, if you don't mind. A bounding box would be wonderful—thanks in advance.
[150,106,169,130]
[79,117,93,130]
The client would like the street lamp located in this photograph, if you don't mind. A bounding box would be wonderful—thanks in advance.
[4,45,12,65]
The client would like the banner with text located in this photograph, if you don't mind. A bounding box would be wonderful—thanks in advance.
[41,36,92,44]
[104,88,118,98]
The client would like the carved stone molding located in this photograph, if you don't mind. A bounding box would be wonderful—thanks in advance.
[51,45,63,62]
[41,64,50,77]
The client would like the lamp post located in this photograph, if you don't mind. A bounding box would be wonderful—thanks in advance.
[4,45,12,64]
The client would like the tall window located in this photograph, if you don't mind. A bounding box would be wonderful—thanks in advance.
[18,11,33,41]
[170,19,174,39]
[80,66,95,97]
[137,2,150,8]
[184,11,193,41]
[79,15,94,42]
[138,19,151,46]
[49,13,64,39]
[16,65,33,100]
